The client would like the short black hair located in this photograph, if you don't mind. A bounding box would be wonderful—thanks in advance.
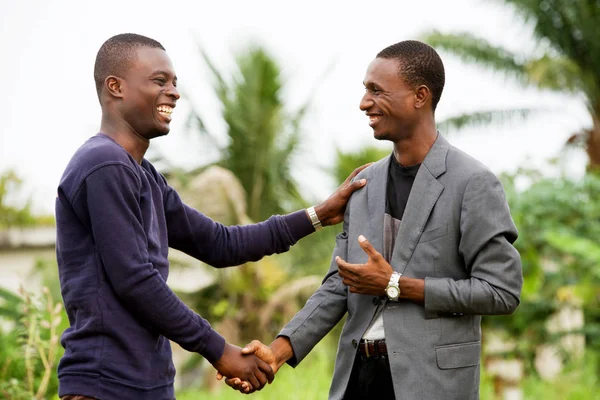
[93,33,165,100]
[377,40,445,111]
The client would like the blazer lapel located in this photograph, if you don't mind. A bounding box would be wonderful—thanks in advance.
[366,156,391,256]
[391,134,449,274]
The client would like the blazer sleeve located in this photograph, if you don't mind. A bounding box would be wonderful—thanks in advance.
[278,212,351,366]
[424,169,523,316]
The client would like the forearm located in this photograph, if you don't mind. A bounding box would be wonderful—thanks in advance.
[399,277,425,304]
[116,269,226,362]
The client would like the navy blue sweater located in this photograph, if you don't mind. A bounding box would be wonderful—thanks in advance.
[55,134,313,399]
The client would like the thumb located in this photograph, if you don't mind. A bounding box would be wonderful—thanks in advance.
[216,372,223,381]
[242,339,263,354]
[358,235,379,259]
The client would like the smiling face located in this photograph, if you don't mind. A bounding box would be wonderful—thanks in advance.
[359,57,419,143]
[117,47,180,139]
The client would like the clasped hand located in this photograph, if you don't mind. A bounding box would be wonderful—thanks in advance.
[216,340,279,394]
[217,236,392,394]
[211,342,274,393]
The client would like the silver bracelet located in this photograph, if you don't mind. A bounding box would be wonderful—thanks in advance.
[307,206,323,231]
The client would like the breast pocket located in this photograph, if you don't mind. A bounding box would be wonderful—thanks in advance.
[419,224,448,243]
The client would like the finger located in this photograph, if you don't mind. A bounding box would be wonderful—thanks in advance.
[345,162,373,183]
[257,358,275,383]
[340,179,367,197]
[246,373,260,391]
[242,340,263,354]
[336,256,359,275]
[254,369,268,389]
[239,380,252,392]
[224,377,242,387]
[357,235,381,260]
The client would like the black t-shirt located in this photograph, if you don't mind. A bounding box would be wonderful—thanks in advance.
[386,153,420,220]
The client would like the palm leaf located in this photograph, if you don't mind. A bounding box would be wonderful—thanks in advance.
[437,108,534,132]
[0,287,23,320]
[422,31,528,82]
[524,54,584,92]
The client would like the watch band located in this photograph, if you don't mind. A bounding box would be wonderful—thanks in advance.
[388,271,401,286]
[307,206,323,231]
[385,271,402,301]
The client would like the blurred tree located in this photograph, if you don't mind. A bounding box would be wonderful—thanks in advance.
[0,169,36,227]
[186,45,311,222]
[489,168,600,375]
[0,169,54,227]
[422,0,600,170]
[172,166,321,390]
[331,146,391,184]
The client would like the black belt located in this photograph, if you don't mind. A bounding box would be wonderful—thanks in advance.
[357,339,387,358]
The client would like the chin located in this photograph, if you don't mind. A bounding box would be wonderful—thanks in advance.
[147,126,170,139]
[373,130,391,142]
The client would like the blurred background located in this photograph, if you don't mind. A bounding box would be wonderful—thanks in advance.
[0,0,598,398]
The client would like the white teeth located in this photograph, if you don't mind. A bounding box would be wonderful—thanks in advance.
[157,106,173,115]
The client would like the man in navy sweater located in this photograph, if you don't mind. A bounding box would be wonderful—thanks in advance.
[55,33,367,400]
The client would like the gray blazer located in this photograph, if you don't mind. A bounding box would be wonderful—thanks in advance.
[280,134,522,400]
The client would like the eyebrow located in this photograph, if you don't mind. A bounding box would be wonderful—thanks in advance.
[363,81,380,89]
[152,70,177,81]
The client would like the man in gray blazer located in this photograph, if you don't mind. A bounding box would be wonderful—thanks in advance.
[223,40,522,400]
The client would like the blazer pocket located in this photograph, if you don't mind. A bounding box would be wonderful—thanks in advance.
[435,341,481,369]
[419,224,448,243]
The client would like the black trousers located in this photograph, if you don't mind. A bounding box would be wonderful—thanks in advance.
[343,352,396,400]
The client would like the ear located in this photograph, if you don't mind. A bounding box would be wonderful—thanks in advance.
[105,76,124,99]
[414,85,431,109]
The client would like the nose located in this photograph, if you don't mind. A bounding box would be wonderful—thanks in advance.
[359,91,373,111]
[167,84,180,101]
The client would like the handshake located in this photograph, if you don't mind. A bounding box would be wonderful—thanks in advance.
[212,337,292,394]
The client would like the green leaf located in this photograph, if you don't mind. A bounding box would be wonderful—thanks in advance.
[437,108,534,132]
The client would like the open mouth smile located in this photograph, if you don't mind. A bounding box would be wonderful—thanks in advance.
[157,105,174,121]
[368,114,382,126]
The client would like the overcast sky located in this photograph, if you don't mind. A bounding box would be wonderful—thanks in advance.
[0,0,589,214]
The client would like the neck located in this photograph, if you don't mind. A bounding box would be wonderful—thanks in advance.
[393,117,438,166]
[100,114,149,164]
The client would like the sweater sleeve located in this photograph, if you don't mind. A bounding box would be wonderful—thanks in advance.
[162,183,314,267]
[79,163,226,363]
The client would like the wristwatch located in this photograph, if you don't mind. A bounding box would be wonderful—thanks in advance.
[385,271,402,301]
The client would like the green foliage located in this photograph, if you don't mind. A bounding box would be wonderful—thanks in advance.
[422,1,600,166]
[0,169,55,227]
[0,287,66,399]
[176,337,599,399]
[0,287,23,320]
[188,45,310,222]
[437,109,533,133]
[289,145,392,277]
[520,353,600,399]
[331,146,391,184]
[177,334,337,399]
[0,169,37,228]
[487,169,600,366]
[422,31,528,80]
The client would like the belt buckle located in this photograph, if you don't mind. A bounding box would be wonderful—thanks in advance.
[363,339,374,358]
